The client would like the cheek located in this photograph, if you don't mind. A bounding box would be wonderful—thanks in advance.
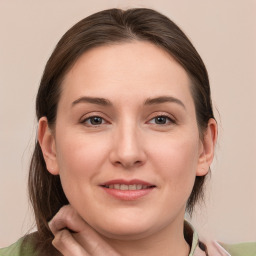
[55,132,110,190]
[149,134,200,195]
[151,131,200,170]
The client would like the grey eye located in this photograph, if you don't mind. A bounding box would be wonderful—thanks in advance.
[82,116,106,126]
[89,116,103,125]
[148,115,175,126]
[154,116,168,124]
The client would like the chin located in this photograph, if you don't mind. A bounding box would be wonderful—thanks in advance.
[90,216,161,241]
[97,226,154,241]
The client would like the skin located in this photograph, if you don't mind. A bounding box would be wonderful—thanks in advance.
[39,41,217,256]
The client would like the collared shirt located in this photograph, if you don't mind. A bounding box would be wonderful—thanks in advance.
[185,221,256,256]
[185,221,228,256]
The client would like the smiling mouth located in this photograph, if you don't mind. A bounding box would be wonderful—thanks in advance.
[101,184,156,190]
[100,180,156,200]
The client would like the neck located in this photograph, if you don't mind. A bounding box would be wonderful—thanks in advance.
[101,217,190,256]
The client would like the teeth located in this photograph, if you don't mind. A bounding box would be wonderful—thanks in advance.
[114,184,120,189]
[120,184,128,190]
[136,184,142,189]
[129,184,136,190]
[105,184,152,190]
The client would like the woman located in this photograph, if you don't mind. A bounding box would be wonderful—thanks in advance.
[0,8,255,256]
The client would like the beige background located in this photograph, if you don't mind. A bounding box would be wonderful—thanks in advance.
[0,0,255,247]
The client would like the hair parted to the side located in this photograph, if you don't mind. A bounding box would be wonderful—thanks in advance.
[28,8,215,250]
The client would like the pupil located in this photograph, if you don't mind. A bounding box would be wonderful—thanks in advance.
[156,116,166,124]
[91,117,102,125]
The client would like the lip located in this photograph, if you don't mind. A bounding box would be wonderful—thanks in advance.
[101,179,154,186]
[99,179,156,201]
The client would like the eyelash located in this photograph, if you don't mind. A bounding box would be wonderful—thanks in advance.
[80,114,176,127]
[147,115,176,125]
[81,115,107,126]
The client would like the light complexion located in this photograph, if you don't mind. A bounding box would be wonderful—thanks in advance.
[39,41,217,256]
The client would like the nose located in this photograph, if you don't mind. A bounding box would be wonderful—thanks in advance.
[109,123,147,169]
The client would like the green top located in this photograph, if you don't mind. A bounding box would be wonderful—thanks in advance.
[220,242,256,256]
[1,223,255,256]
[0,237,36,256]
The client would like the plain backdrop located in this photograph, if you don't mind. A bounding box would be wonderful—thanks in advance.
[0,0,255,247]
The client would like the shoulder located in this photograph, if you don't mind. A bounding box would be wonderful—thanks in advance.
[0,233,37,256]
[220,242,256,256]
[202,240,256,256]
[0,233,61,256]
[192,240,256,256]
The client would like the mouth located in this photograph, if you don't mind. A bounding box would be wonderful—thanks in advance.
[99,179,156,200]
[101,184,156,190]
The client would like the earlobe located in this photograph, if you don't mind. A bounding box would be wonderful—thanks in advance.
[38,117,59,175]
[196,118,218,176]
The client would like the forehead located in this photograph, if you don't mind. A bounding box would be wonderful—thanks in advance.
[60,41,193,106]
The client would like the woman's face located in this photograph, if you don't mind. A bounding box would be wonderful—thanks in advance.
[42,41,213,240]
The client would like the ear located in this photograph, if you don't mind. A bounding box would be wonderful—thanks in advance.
[38,117,59,175]
[196,118,218,176]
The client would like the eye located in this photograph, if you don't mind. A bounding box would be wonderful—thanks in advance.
[148,115,174,125]
[82,116,106,126]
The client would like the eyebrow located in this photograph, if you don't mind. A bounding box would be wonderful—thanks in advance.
[71,95,185,109]
[72,96,112,107]
[144,96,186,109]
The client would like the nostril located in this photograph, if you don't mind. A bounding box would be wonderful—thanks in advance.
[134,160,143,166]
[116,161,122,165]
[114,160,143,168]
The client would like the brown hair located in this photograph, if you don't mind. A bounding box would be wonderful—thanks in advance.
[28,8,215,250]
